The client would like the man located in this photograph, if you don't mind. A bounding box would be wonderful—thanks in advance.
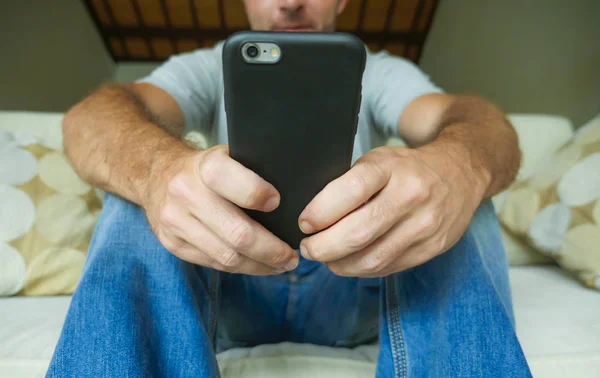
[47,0,531,376]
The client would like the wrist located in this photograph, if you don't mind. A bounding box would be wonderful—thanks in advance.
[417,138,491,202]
[139,138,197,208]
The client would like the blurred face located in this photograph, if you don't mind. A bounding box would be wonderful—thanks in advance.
[243,0,348,32]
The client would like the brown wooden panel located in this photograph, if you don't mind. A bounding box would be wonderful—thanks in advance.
[85,0,440,63]
[139,0,166,26]
[109,37,125,58]
[386,43,406,56]
[176,39,200,53]
[418,0,435,31]
[408,44,420,60]
[391,0,418,31]
[193,0,221,28]
[151,38,174,59]
[363,0,392,31]
[125,37,151,58]
[367,42,380,52]
[167,0,194,28]
[202,39,221,48]
[107,0,138,26]
[90,0,111,25]
[223,1,249,29]
[337,0,361,30]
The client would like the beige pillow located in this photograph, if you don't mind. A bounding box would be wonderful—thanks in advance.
[500,115,600,289]
[0,128,102,296]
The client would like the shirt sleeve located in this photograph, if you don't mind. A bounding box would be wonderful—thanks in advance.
[136,44,222,134]
[363,50,443,139]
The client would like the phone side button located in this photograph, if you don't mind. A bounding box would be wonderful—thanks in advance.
[355,94,362,135]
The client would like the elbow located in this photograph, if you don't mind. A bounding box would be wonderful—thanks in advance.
[61,97,91,167]
[61,84,116,159]
[505,118,522,185]
[61,103,79,162]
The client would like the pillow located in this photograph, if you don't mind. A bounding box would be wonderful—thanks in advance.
[0,116,102,296]
[499,114,600,289]
[506,114,574,181]
[498,114,574,265]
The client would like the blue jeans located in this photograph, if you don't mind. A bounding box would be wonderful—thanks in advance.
[47,193,531,377]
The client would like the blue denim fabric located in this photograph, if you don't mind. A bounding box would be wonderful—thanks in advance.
[47,193,531,377]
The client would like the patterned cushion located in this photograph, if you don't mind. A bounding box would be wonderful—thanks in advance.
[500,115,600,290]
[0,114,102,296]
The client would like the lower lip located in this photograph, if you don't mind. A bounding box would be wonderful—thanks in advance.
[280,27,312,32]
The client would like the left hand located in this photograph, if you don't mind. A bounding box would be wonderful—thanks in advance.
[298,145,487,277]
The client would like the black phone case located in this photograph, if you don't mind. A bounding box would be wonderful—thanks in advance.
[223,31,366,248]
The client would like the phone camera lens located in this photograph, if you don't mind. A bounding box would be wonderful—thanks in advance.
[246,45,259,59]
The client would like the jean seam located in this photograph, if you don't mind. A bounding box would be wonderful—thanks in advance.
[284,277,299,337]
[208,270,221,378]
[386,275,407,378]
[209,270,220,342]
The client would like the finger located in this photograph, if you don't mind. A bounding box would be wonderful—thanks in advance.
[325,207,442,277]
[167,232,279,276]
[170,213,277,273]
[190,192,299,271]
[300,184,409,262]
[299,159,390,234]
[199,146,281,212]
[359,237,443,278]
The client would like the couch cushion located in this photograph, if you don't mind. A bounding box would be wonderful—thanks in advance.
[500,114,600,289]
[0,112,102,296]
[1,266,599,378]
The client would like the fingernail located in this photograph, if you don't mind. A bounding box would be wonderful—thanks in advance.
[299,220,313,234]
[264,196,280,212]
[284,257,299,271]
[299,244,310,260]
[273,269,285,275]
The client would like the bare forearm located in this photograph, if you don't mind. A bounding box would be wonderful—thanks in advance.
[62,84,192,205]
[419,96,521,199]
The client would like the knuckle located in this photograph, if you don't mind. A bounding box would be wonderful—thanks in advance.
[366,146,392,161]
[219,249,243,269]
[418,211,439,235]
[347,172,369,202]
[243,181,266,208]
[268,246,289,267]
[347,226,375,250]
[228,221,255,249]
[360,254,386,274]
[158,204,179,229]
[198,150,224,188]
[158,231,182,254]
[167,175,188,198]
[347,162,384,201]
[305,242,322,260]
[406,176,430,204]
[436,234,448,253]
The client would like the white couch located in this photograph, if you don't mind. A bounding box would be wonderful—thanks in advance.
[1,111,599,378]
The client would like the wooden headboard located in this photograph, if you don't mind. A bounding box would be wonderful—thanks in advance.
[83,0,439,63]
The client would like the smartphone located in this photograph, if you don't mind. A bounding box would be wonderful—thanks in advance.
[222,31,366,248]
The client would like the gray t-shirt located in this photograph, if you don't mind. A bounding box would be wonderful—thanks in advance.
[139,42,441,162]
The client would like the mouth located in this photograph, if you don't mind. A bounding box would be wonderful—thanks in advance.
[275,25,314,32]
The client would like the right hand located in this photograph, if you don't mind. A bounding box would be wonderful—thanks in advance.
[142,145,299,275]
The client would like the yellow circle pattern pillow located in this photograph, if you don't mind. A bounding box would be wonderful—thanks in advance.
[0,125,102,296]
[500,116,600,290]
